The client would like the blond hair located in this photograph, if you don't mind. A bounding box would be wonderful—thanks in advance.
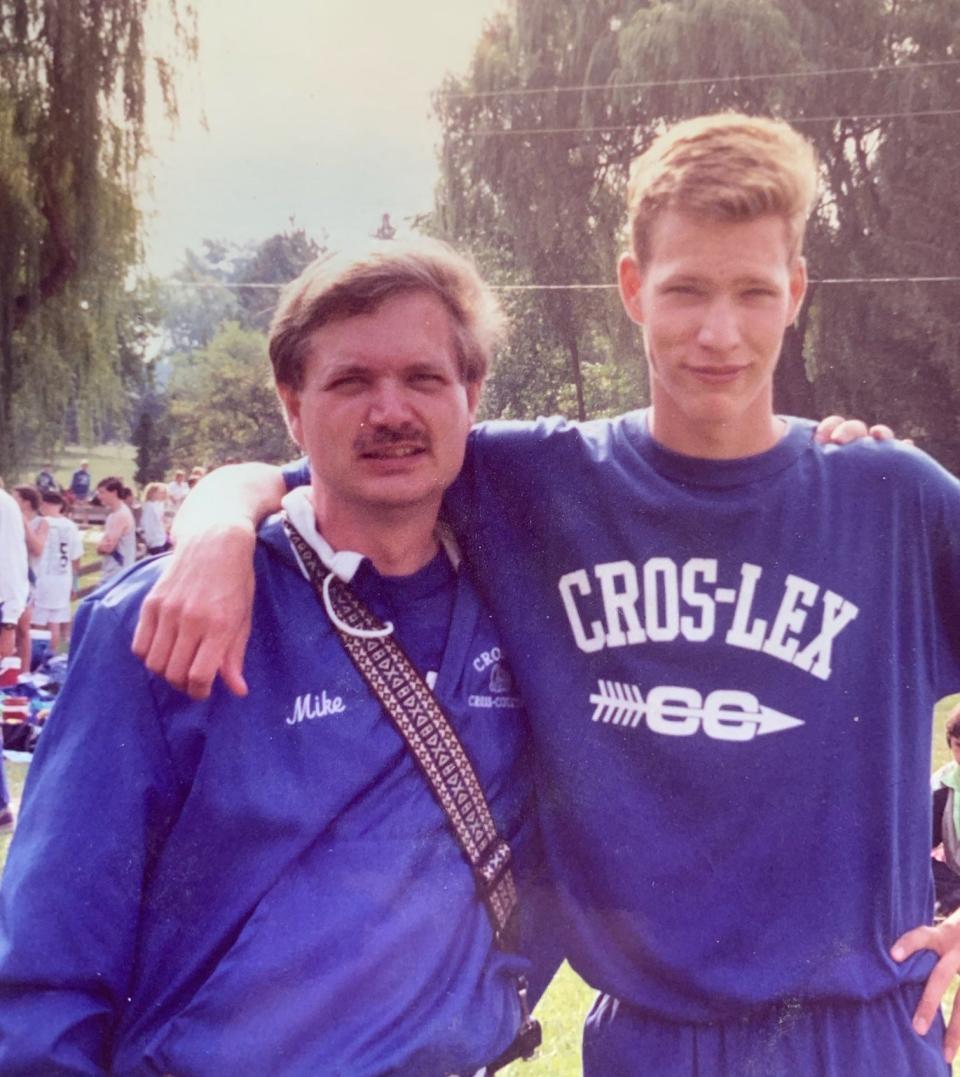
[268,238,505,391]
[627,113,819,266]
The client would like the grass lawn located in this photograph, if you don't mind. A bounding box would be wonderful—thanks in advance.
[503,962,594,1075]
[13,442,136,490]
[2,695,959,1070]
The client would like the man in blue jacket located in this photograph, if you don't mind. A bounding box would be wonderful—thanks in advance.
[127,113,960,1075]
[0,241,557,1074]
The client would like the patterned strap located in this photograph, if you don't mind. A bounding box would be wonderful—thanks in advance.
[283,515,520,948]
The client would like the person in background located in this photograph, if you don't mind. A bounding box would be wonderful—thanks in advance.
[13,484,48,565]
[95,477,136,583]
[141,482,170,556]
[933,703,960,918]
[32,491,84,651]
[0,485,28,833]
[0,488,28,663]
[68,459,92,503]
[12,485,47,673]
[166,469,190,515]
[34,462,58,494]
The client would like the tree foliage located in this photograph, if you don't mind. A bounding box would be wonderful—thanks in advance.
[160,226,326,352]
[133,405,172,487]
[0,0,196,475]
[434,0,960,470]
[166,322,294,468]
[435,3,637,421]
[137,227,324,473]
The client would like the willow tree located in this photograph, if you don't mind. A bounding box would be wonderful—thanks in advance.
[434,2,643,422]
[0,0,195,474]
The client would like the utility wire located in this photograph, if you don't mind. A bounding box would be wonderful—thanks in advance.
[156,276,960,292]
[495,277,960,290]
[439,57,960,102]
[469,107,960,138]
[157,281,286,288]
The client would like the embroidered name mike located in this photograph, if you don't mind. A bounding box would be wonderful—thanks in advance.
[589,680,803,741]
[286,691,346,725]
[559,558,858,682]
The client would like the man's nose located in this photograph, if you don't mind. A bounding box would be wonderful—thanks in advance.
[697,298,741,351]
[367,379,411,425]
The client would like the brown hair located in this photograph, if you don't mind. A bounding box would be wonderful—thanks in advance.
[268,238,506,391]
[13,485,40,512]
[627,113,819,267]
[945,702,960,744]
[97,476,130,500]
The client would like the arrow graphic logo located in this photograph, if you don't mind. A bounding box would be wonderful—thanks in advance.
[589,680,804,742]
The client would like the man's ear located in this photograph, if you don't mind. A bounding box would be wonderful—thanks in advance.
[276,384,303,448]
[787,256,808,325]
[618,252,645,327]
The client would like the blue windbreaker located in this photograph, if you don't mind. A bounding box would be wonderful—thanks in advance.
[0,516,559,1075]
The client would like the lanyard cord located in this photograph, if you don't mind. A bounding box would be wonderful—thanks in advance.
[282,511,542,1067]
[321,570,394,639]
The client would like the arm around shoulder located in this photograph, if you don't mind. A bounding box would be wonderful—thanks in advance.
[133,462,287,700]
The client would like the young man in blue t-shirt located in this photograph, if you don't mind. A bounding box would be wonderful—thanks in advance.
[129,115,960,1074]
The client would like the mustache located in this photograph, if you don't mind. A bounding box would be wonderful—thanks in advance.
[354,425,430,453]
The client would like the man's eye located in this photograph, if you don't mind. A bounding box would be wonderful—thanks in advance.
[411,372,444,385]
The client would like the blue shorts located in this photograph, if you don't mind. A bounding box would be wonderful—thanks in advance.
[582,986,949,1076]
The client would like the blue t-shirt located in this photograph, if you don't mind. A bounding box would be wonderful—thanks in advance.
[352,547,455,679]
[442,411,960,1021]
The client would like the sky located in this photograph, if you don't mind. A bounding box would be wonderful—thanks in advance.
[141,0,504,276]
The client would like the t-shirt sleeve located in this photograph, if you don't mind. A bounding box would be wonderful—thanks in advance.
[444,420,564,542]
[0,590,182,1071]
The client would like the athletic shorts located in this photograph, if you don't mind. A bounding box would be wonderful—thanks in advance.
[582,986,949,1076]
[32,604,70,625]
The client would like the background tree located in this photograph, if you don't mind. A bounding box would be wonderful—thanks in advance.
[160,240,242,356]
[166,322,294,468]
[0,0,195,474]
[147,226,325,471]
[434,2,639,422]
[433,0,960,470]
[133,386,173,486]
[159,226,326,351]
[231,225,326,333]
